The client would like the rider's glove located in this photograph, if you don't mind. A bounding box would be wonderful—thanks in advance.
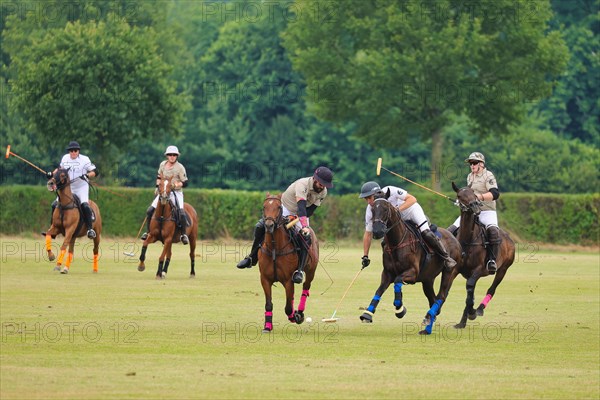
[361,255,370,268]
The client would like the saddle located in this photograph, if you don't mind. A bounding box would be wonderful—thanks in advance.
[58,195,95,222]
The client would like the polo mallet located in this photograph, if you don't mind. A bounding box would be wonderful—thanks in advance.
[376,157,455,203]
[322,266,365,323]
[5,145,48,175]
[123,216,147,257]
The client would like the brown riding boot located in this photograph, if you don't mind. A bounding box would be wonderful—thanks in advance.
[422,229,457,270]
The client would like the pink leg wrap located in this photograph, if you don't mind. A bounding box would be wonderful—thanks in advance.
[298,290,310,311]
[480,294,493,307]
[264,311,273,331]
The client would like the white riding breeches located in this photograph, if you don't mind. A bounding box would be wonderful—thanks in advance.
[151,191,184,209]
[452,210,498,229]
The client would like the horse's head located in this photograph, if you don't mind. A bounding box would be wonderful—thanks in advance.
[371,188,393,240]
[452,181,482,215]
[157,175,173,205]
[262,193,283,234]
[47,168,70,192]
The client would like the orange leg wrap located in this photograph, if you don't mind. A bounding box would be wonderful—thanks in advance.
[66,253,74,268]
[57,249,66,266]
[45,235,52,251]
[93,254,99,272]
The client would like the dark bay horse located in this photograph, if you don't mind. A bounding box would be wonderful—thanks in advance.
[259,194,319,332]
[137,175,198,279]
[360,195,461,334]
[44,168,102,273]
[451,183,516,328]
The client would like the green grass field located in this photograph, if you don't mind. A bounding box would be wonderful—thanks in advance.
[1,237,598,399]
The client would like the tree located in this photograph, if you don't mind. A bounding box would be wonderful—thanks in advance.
[540,0,599,144]
[283,0,569,190]
[6,17,188,174]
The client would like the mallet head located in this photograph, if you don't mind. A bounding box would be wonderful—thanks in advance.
[376,157,382,176]
[5,145,11,159]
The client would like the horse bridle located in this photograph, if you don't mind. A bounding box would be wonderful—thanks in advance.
[262,196,283,230]
[372,198,404,236]
[456,188,482,214]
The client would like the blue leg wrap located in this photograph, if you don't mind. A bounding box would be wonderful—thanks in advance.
[367,295,381,313]
[393,282,403,308]
[425,299,444,334]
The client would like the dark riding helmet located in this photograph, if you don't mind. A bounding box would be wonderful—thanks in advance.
[313,166,333,188]
[66,141,80,151]
[359,181,381,198]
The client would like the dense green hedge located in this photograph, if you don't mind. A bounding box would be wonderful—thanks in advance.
[0,186,598,245]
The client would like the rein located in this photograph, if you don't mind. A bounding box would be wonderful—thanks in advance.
[261,196,295,281]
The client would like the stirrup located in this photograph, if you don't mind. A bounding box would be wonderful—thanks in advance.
[180,234,189,245]
[140,232,148,240]
[87,229,96,239]
[292,270,305,284]
[236,256,253,269]
[486,259,497,274]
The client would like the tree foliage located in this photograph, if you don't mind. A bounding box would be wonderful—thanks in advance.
[6,17,187,171]
[283,0,570,189]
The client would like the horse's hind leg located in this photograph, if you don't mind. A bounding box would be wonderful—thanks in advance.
[476,267,509,316]
[284,281,302,324]
[189,238,196,278]
[456,275,479,329]
[260,276,274,332]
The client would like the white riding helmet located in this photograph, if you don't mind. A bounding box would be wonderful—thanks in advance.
[164,145,180,156]
[465,152,485,164]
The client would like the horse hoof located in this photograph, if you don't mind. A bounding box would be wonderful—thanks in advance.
[468,311,477,321]
[49,254,56,262]
[359,312,373,323]
[53,266,60,272]
[60,268,69,274]
[262,328,272,333]
[161,272,166,279]
[418,329,431,335]
[137,265,145,272]
[189,273,195,279]
[294,312,304,324]
[454,323,466,329]
[476,306,485,317]
[395,306,407,319]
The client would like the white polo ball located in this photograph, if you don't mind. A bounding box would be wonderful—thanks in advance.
[306,317,312,323]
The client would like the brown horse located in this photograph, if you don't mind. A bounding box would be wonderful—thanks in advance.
[44,168,102,273]
[137,175,198,279]
[259,194,319,332]
[451,182,516,328]
[359,193,461,334]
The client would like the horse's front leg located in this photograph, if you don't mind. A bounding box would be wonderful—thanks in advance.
[421,268,461,334]
[393,276,408,319]
[360,269,393,323]
[156,240,171,279]
[44,226,59,262]
[58,226,77,274]
[260,276,274,332]
[456,275,479,329]
[161,246,173,277]
[137,235,157,272]
[92,234,100,273]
